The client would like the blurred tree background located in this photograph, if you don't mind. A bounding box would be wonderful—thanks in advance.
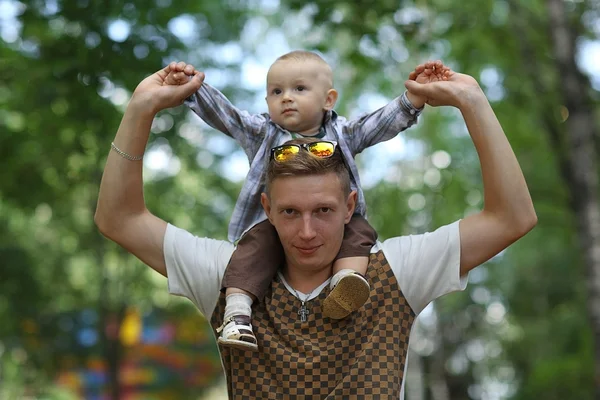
[1,0,598,399]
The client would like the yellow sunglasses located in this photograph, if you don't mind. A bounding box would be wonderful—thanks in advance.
[270,141,338,162]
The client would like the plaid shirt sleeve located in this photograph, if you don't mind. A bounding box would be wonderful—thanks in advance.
[184,83,266,158]
[341,91,423,155]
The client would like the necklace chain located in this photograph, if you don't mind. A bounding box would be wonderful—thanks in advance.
[292,287,314,303]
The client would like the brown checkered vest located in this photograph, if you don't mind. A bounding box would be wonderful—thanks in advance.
[210,250,415,399]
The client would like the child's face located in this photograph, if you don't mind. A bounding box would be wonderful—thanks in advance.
[266,59,337,135]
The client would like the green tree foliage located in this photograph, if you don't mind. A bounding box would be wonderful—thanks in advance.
[1,0,250,397]
[2,0,598,398]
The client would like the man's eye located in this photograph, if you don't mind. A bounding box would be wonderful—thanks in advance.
[283,209,295,215]
[319,207,331,213]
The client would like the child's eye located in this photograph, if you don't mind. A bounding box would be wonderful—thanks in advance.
[296,86,306,91]
[272,89,282,95]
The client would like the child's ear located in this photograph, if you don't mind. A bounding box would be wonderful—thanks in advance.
[324,89,338,111]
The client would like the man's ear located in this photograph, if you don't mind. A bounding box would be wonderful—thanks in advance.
[324,88,338,111]
[345,190,357,223]
[261,192,274,223]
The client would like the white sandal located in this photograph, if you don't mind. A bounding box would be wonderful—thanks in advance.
[216,315,258,351]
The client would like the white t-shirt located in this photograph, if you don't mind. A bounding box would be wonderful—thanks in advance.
[164,220,467,398]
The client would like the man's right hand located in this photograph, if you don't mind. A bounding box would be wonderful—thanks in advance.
[131,61,205,115]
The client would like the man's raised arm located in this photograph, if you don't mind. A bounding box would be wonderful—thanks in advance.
[95,62,204,277]
[405,71,537,276]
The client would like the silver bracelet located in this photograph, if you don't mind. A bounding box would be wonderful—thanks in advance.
[111,142,144,161]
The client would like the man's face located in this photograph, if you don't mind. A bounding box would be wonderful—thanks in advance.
[265,59,336,135]
[261,172,356,273]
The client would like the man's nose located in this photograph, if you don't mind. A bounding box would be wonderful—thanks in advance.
[298,216,317,240]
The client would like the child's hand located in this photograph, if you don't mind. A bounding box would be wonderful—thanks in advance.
[163,61,202,87]
[131,61,204,114]
[406,60,451,108]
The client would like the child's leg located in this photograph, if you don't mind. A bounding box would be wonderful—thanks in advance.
[323,215,377,320]
[217,220,283,351]
[331,256,369,277]
[223,287,255,323]
[222,220,283,300]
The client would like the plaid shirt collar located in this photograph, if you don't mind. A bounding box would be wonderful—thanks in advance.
[268,110,338,139]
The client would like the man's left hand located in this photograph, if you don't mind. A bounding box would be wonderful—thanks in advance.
[405,69,484,109]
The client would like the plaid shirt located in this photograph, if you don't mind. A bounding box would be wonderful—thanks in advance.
[185,83,422,242]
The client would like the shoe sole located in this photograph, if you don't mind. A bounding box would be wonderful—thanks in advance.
[322,274,370,320]
[218,337,258,351]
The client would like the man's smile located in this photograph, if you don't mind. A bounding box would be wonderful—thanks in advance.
[294,245,321,255]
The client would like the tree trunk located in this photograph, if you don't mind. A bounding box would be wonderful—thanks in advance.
[429,314,451,400]
[98,257,127,400]
[406,347,425,400]
[547,0,600,396]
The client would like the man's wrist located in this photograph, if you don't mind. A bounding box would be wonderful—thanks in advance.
[457,87,488,113]
[128,95,160,118]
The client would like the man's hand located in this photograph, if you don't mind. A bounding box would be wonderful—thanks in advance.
[131,61,204,115]
[405,67,484,109]
[405,60,452,109]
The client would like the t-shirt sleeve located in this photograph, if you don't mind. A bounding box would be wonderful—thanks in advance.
[380,221,466,315]
[163,223,234,318]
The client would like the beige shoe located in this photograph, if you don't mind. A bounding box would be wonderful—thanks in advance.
[323,272,370,319]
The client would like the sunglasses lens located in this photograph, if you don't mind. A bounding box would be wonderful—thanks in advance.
[274,145,300,162]
[308,142,335,158]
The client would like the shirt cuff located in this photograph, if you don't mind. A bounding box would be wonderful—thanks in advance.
[399,91,424,117]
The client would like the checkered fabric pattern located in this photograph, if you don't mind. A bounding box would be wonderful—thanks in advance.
[210,251,415,399]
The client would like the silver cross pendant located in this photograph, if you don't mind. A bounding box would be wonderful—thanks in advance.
[298,302,309,322]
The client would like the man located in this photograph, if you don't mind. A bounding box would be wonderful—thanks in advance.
[95,62,536,399]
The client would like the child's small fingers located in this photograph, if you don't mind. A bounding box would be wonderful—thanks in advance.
[183,64,195,75]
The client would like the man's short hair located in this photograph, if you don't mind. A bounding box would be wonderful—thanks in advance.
[265,137,351,197]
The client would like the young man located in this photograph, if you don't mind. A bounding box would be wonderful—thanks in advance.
[95,62,536,398]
